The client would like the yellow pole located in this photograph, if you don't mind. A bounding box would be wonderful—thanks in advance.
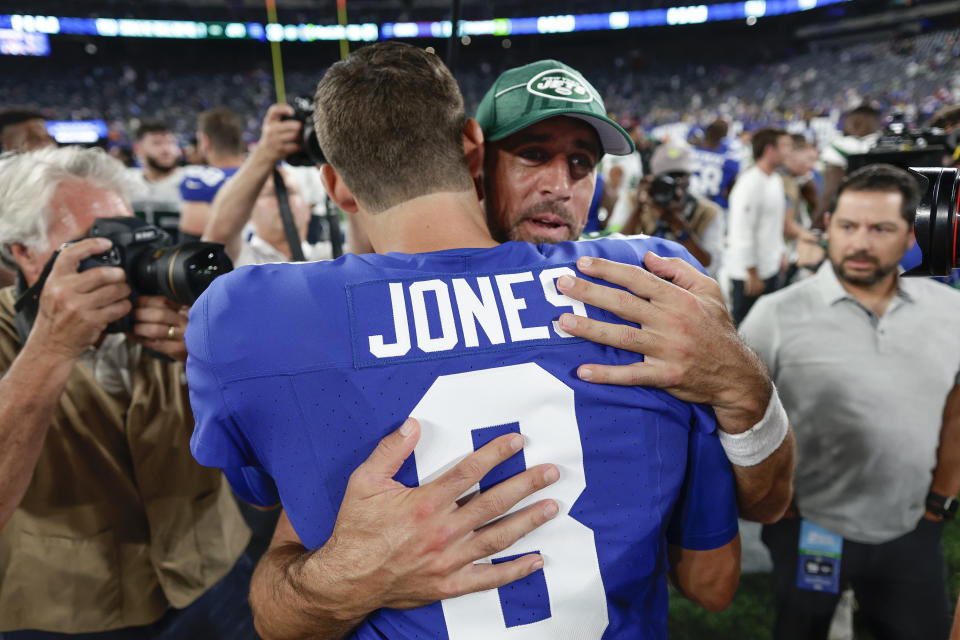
[337,0,349,60]
[265,0,286,103]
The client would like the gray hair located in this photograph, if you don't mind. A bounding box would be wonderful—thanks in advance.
[0,146,133,271]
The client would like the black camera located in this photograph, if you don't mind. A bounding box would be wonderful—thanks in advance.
[905,167,960,277]
[284,96,326,167]
[875,111,958,156]
[848,117,953,175]
[650,174,683,208]
[75,217,233,332]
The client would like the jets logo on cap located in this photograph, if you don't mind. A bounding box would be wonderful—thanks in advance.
[525,69,594,103]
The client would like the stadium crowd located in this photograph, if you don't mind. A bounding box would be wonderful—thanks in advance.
[1,26,958,151]
[1,18,960,640]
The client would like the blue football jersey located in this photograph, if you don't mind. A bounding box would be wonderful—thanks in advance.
[179,165,239,203]
[689,146,739,210]
[187,237,738,640]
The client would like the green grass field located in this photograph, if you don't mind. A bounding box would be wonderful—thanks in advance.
[666,518,960,639]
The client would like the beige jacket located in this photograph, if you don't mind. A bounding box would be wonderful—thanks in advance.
[0,286,250,633]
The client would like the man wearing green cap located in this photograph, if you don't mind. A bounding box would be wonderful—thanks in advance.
[476,60,633,245]
[475,59,794,525]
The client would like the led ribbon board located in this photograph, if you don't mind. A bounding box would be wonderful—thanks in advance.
[1,0,848,43]
[0,14,378,42]
[382,0,849,38]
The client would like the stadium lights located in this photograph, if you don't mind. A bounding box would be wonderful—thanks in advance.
[0,0,850,48]
[0,14,379,42]
[380,0,849,38]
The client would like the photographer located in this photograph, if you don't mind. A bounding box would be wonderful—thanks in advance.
[0,147,254,637]
[622,141,724,276]
[203,104,332,266]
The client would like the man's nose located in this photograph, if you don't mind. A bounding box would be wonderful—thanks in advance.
[537,156,574,199]
[851,227,872,251]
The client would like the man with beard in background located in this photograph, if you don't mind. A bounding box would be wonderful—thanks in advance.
[128,121,184,240]
[740,164,960,640]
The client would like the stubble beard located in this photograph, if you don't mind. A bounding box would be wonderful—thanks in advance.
[145,155,178,175]
[505,200,583,244]
[832,252,899,286]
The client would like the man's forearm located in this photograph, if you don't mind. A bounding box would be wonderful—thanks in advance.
[251,541,369,640]
[712,360,795,523]
[0,341,75,529]
[667,537,741,613]
[731,429,795,523]
[930,385,960,499]
[203,151,275,257]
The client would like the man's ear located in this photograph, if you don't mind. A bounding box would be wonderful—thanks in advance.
[320,164,360,214]
[197,132,211,156]
[463,118,485,181]
[9,243,41,285]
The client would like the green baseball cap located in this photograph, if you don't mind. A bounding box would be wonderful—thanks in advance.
[476,59,634,156]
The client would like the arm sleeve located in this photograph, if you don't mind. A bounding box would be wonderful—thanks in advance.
[180,166,227,203]
[820,143,849,170]
[666,406,739,550]
[723,158,740,186]
[186,286,280,507]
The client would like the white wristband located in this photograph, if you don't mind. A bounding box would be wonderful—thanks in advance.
[717,385,789,467]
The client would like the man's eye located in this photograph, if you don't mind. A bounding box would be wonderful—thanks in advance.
[518,148,547,162]
[569,155,596,178]
[570,154,595,169]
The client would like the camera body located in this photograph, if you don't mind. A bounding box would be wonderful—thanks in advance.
[283,96,326,167]
[875,111,956,155]
[650,174,684,208]
[76,217,233,332]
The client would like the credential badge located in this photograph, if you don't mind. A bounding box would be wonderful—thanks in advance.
[525,69,594,103]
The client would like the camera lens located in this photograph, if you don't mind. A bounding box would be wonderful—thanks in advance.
[650,175,677,207]
[132,242,233,305]
[908,167,960,276]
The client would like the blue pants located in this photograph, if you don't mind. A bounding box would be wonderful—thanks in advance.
[4,554,257,640]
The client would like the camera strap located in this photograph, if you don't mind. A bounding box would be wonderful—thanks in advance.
[272,167,307,262]
[13,248,60,343]
[325,194,343,259]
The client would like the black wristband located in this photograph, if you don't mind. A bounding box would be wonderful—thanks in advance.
[926,491,958,520]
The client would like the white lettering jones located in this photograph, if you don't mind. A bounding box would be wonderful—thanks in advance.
[367,269,589,359]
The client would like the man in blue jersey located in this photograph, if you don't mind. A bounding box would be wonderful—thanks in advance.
[187,42,743,639]
[179,107,246,241]
[688,119,740,211]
